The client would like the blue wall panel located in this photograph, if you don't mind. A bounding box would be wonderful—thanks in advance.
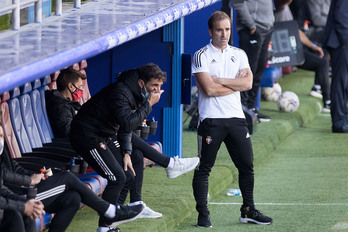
[85,50,113,96]
[163,19,183,157]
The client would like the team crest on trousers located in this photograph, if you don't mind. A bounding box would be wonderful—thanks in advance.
[206,136,212,144]
[99,142,106,150]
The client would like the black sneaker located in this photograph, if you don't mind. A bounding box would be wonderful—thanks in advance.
[239,206,272,225]
[310,86,323,99]
[100,203,145,227]
[197,212,212,228]
[251,109,271,122]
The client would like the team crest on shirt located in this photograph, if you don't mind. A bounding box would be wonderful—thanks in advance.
[231,56,235,62]
[99,142,107,150]
[206,136,212,144]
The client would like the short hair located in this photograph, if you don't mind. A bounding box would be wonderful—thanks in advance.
[208,11,231,30]
[56,68,86,91]
[137,63,167,83]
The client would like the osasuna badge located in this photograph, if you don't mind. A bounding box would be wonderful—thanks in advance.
[99,142,107,150]
[206,136,212,144]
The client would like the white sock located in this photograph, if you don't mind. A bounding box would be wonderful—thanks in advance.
[104,204,116,218]
[97,227,111,232]
[167,158,175,168]
[128,201,143,206]
[314,84,321,89]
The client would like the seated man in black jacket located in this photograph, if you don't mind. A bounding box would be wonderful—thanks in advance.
[47,66,199,220]
[0,183,43,232]
[0,125,144,232]
[45,68,85,138]
[0,130,45,232]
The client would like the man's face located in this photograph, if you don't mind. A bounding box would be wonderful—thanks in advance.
[209,18,231,50]
[140,78,163,94]
[68,77,84,92]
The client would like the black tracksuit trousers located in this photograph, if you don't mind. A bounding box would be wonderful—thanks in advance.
[0,210,35,232]
[35,171,110,232]
[193,118,255,214]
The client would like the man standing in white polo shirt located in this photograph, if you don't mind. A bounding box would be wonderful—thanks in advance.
[191,11,272,228]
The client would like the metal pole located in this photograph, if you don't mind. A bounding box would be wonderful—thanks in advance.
[55,0,62,16]
[12,0,20,30]
[35,0,42,23]
[74,0,81,8]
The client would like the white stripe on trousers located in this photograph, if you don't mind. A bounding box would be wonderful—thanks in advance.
[90,148,116,181]
[35,184,66,201]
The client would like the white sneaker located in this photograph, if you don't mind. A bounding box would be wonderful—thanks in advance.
[166,156,199,179]
[139,206,163,219]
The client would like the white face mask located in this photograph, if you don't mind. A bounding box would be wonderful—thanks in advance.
[0,139,4,156]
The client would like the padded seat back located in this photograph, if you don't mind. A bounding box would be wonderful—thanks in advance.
[39,86,54,139]
[30,90,52,144]
[18,94,42,149]
[7,98,33,154]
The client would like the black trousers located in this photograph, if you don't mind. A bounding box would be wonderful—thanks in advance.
[70,134,132,205]
[328,46,348,129]
[70,131,170,207]
[193,118,254,214]
[36,171,110,232]
[238,27,274,109]
[299,48,331,103]
[118,132,171,204]
[0,210,35,232]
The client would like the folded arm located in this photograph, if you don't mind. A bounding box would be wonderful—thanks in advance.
[211,68,253,91]
[194,72,235,97]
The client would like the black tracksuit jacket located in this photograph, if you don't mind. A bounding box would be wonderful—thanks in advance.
[45,89,81,138]
[70,69,152,155]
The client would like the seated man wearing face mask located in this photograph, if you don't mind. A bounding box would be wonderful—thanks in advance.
[45,68,85,138]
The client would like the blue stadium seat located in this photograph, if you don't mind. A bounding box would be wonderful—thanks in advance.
[7,97,32,154]
[10,87,20,98]
[20,82,32,94]
[40,75,54,139]
[30,89,52,144]
[18,94,43,149]
[31,78,41,90]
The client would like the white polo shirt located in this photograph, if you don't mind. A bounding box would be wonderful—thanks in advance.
[192,41,250,121]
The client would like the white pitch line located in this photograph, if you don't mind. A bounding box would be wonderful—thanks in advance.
[332,222,348,230]
[209,202,348,206]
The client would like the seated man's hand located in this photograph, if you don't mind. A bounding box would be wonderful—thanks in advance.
[123,154,136,176]
[30,173,44,186]
[148,90,164,106]
[24,199,45,219]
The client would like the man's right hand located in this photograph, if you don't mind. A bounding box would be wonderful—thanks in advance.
[147,90,164,106]
[30,173,44,186]
[24,199,45,219]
